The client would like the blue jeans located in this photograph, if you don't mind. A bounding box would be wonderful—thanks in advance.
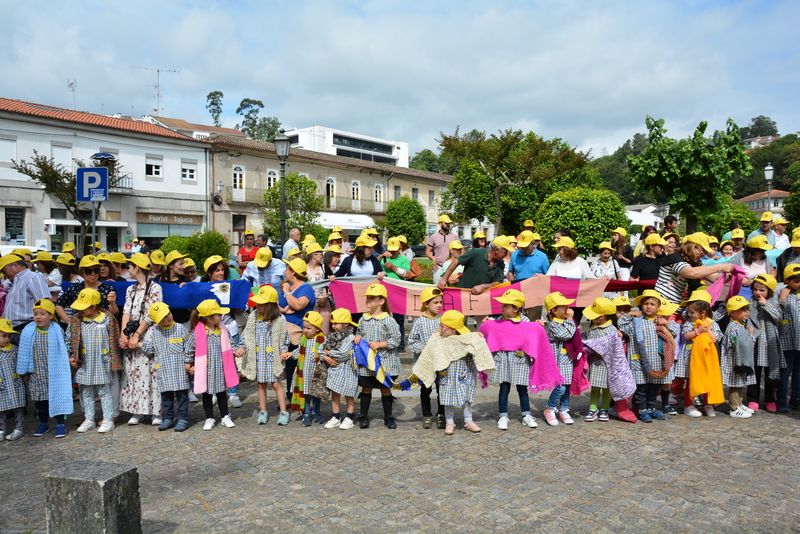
[498,382,530,415]
[546,385,570,410]
[161,390,189,421]
[635,383,660,411]
[34,400,66,423]
[779,350,800,408]
[227,333,240,397]
[304,396,321,416]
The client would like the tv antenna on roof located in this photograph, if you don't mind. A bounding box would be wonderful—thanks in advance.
[133,66,179,117]
[67,79,76,110]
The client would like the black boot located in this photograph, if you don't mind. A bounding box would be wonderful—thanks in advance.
[359,395,371,429]
[382,395,397,429]
[359,414,370,429]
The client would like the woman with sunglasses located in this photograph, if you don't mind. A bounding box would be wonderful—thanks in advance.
[155,250,192,325]
[55,255,118,326]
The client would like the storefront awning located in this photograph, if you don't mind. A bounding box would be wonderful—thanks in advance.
[44,218,129,228]
[314,212,375,231]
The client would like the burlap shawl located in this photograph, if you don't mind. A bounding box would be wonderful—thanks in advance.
[411,332,494,388]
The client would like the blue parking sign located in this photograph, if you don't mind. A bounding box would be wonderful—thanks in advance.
[76,167,109,202]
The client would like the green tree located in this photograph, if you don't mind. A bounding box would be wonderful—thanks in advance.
[384,196,426,245]
[161,229,231,275]
[628,116,752,233]
[695,196,759,238]
[532,188,629,256]
[732,134,800,197]
[739,115,778,140]
[235,98,281,141]
[782,179,800,235]
[261,172,324,243]
[592,132,659,205]
[206,91,224,127]
[409,149,441,173]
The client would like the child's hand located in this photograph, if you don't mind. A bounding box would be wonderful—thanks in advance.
[324,349,331,356]
[119,334,129,348]
[756,295,767,305]
[617,331,624,338]
[136,341,144,349]
[537,319,547,326]
[185,363,194,376]
[234,348,245,358]
[368,341,385,351]
[566,309,574,320]
[353,336,362,344]
[481,316,491,323]
[780,287,791,302]
[280,351,292,361]
[747,326,755,335]
[324,356,339,367]
[697,324,709,334]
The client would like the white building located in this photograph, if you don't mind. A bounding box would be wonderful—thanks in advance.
[283,126,410,168]
[736,189,789,217]
[0,98,210,252]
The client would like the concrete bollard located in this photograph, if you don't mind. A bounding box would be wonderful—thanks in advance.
[45,461,142,534]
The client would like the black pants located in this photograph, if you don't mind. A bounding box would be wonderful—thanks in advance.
[747,366,780,405]
[34,400,66,423]
[284,358,297,397]
[162,390,189,421]
[393,313,406,351]
[420,380,444,417]
[634,383,660,411]
[202,392,228,419]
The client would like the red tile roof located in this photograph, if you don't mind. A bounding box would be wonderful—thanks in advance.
[736,189,789,202]
[156,116,245,136]
[0,98,204,141]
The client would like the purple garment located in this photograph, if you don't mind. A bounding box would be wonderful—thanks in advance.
[583,334,637,401]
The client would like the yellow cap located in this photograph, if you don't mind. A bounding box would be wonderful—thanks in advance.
[363,283,387,298]
[707,236,719,245]
[150,249,166,265]
[326,245,342,254]
[492,235,516,252]
[35,251,54,262]
[253,248,273,268]
[55,253,76,266]
[332,226,343,233]
[33,298,56,315]
[330,308,358,327]
[286,247,301,258]
[583,298,616,320]
[553,236,576,250]
[148,302,171,324]
[783,263,800,280]
[645,233,668,246]
[598,241,613,251]
[473,231,486,239]
[301,234,317,246]
[657,300,679,317]
[164,250,189,266]
[386,237,402,252]
[111,252,127,264]
[774,217,789,225]
[523,220,534,227]
[719,240,734,250]
[543,291,575,311]
[731,228,745,239]
[680,289,713,307]
[303,311,324,330]
[305,243,325,255]
[203,255,226,274]
[726,295,750,312]
[440,309,470,335]
[251,285,279,304]
[612,296,632,308]
[494,288,525,309]
[663,232,680,241]
[612,227,627,237]
[438,214,453,224]
[61,242,76,253]
[244,229,255,236]
[517,231,536,248]
[184,257,196,268]
[419,287,443,312]
[448,240,464,250]
[753,273,777,292]
[95,252,112,263]
[397,235,408,244]
[327,232,343,242]
[760,211,774,222]
[0,254,23,272]
[633,289,663,306]
[684,232,714,254]
[79,255,100,269]
[12,248,31,258]
[197,299,230,317]
[508,235,518,244]
[283,258,308,277]
[130,253,152,271]
[364,228,378,236]
[0,318,18,334]
[71,287,101,310]
[747,235,773,251]
[355,235,378,248]
[94,241,103,249]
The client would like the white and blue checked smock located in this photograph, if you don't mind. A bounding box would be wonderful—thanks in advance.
[291,335,322,396]
[356,312,401,377]
[438,355,477,407]
[546,318,576,384]
[672,320,722,379]
[68,313,113,386]
[254,318,288,384]
[618,314,679,385]
[407,315,440,356]
[25,328,52,401]
[0,344,25,411]
[583,321,619,388]
[489,315,532,386]
[720,320,757,388]
[780,292,800,352]
[751,296,785,368]
[184,328,244,395]
[325,334,359,397]
[140,322,190,393]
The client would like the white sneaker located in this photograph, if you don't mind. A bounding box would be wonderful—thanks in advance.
[324,417,341,429]
[685,406,702,417]
[151,417,163,426]
[77,419,97,433]
[5,429,24,441]
[221,414,235,428]
[730,406,752,418]
[188,391,199,402]
[522,414,538,428]
[339,417,354,430]
[704,405,716,417]
[203,418,216,431]
[98,420,115,433]
[127,415,141,425]
[741,404,755,414]
[229,395,242,408]
[497,416,510,430]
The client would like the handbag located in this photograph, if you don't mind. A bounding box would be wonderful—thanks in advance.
[408,259,423,280]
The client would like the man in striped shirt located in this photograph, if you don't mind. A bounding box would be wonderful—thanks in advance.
[1,254,50,343]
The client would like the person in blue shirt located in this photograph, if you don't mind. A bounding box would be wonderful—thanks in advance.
[748,211,776,247]
[508,231,550,283]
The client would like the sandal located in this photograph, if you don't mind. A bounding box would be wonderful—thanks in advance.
[444,423,456,435]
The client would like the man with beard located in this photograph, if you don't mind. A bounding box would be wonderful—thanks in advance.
[426,215,458,285]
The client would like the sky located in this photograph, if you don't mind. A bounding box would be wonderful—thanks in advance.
[1,0,798,160]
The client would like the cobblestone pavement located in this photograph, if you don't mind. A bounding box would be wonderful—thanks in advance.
[1,355,800,533]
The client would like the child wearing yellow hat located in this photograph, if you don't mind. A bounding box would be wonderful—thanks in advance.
[0,319,26,441]
[406,287,446,429]
[778,264,800,412]
[582,298,619,422]
[541,292,577,426]
[286,311,326,426]
[487,289,538,430]
[721,297,757,418]
[354,283,402,429]
[321,309,360,430]
[746,274,784,412]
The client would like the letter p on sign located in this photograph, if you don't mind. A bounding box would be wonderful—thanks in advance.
[76,167,109,202]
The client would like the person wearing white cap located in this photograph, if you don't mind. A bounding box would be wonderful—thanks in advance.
[426,215,458,285]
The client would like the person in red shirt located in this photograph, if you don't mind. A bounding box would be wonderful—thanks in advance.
[237,230,259,273]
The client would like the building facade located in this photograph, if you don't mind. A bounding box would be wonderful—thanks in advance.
[283,126,410,168]
[736,189,789,218]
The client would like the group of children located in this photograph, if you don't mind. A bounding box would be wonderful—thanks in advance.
[2,261,799,440]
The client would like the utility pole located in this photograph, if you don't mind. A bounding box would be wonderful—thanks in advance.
[133,66,179,116]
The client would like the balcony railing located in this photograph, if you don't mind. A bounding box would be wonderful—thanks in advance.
[224,187,387,214]
[110,173,133,191]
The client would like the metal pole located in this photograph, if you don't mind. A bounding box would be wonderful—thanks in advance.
[279,161,286,245]
[767,182,772,213]
[92,201,97,255]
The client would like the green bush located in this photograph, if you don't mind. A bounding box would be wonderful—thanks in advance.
[696,197,759,239]
[159,229,230,274]
[384,196,426,244]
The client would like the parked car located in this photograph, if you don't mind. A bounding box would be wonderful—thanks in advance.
[411,243,428,257]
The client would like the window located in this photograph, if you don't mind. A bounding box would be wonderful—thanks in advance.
[232,165,245,189]
[412,187,419,202]
[335,148,397,165]
[51,144,72,171]
[233,215,246,245]
[429,190,435,206]
[326,177,336,198]
[394,185,401,201]
[0,137,16,162]
[145,156,163,178]
[5,208,25,241]
[374,184,383,203]
[333,134,393,154]
[181,159,197,181]
[352,180,360,200]
[267,169,278,188]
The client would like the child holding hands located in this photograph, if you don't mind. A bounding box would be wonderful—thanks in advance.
[541,292,577,426]
[321,309,360,430]
[0,320,26,440]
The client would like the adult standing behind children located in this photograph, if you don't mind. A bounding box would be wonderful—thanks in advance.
[437,236,515,294]
[1,254,51,338]
[55,255,118,326]
[237,230,259,273]
[427,215,459,285]
[748,212,776,246]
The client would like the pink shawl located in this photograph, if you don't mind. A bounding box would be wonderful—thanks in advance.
[705,265,746,303]
[478,320,565,393]
[564,320,589,394]
[193,322,239,395]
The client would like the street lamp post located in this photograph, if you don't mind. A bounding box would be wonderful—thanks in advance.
[765,163,774,214]
[273,129,291,245]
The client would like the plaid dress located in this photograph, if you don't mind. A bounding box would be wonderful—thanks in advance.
[618,315,679,385]
[140,322,190,393]
[489,316,532,386]
[0,345,25,411]
[69,314,113,386]
[780,292,800,352]
[546,318,576,384]
[254,319,288,384]
[438,355,477,406]
[291,335,323,396]
[751,297,785,368]
[407,315,440,356]
[583,322,619,388]
[185,327,244,395]
[25,328,51,401]
[672,320,722,379]
[720,321,757,388]
[325,334,359,397]
[356,312,401,377]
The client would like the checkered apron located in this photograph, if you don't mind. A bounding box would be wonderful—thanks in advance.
[325,334,359,398]
[720,321,757,388]
[547,318,576,384]
[438,355,477,407]
[26,329,51,401]
[147,323,190,392]
[0,346,26,411]
[357,314,401,377]
[255,320,284,384]
[74,316,113,386]
[407,315,440,355]
[672,320,722,379]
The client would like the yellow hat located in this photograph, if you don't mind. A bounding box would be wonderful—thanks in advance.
[330,308,358,327]
[133,239,139,243]
[419,287,443,312]
[553,236,576,249]
[612,227,627,237]
[184,257,196,268]
[663,232,680,241]
[363,283,387,298]
[397,235,408,244]
[774,217,789,225]
[79,255,100,269]
[197,298,230,317]
[438,214,453,224]
[448,240,464,250]
[0,318,18,334]
[164,250,189,266]
[731,228,745,239]
[726,295,750,312]
[783,263,800,280]
[684,232,714,254]
[752,273,777,292]
[492,235,516,252]
[251,285,279,304]
[657,300,679,317]
[253,248,273,268]
[150,249,166,265]
[61,242,76,253]
[94,241,103,250]
[644,233,668,246]
[473,231,486,239]
[35,251,54,262]
[583,297,616,320]
[55,253,75,266]
[364,228,379,236]
[612,296,632,308]
[532,233,541,241]
[680,289,712,307]
[283,258,308,277]
[633,289,663,306]
[303,311,324,330]
[517,231,536,248]
[327,232,343,242]
[301,234,317,246]
[332,226,343,233]
[355,235,377,248]
[326,245,342,254]
[0,254,24,273]
[747,235,773,251]
[440,310,470,335]
[12,248,31,258]
[598,241,613,251]
[305,243,325,255]
[719,240,734,250]
[286,247,301,258]
[244,229,255,236]
[523,220,534,227]
[508,235,518,244]
[111,252,128,264]
[203,255,225,274]
[707,236,719,245]
[386,237,401,252]
[71,287,101,310]
[148,302,171,324]
[543,291,575,311]
[760,211,774,222]
[95,252,112,263]
[33,298,56,315]
[130,253,152,271]
[495,288,525,308]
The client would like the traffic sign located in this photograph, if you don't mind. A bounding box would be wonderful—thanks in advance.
[76,167,109,202]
